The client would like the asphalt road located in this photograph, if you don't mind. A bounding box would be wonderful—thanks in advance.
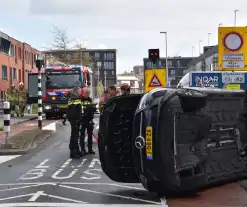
[1,114,247,206]
[0,114,162,207]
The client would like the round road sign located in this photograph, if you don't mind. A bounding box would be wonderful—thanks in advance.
[223,32,243,52]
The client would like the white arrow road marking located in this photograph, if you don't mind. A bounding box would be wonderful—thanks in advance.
[28,191,44,201]
[0,155,20,164]
[27,190,86,203]
[59,184,161,204]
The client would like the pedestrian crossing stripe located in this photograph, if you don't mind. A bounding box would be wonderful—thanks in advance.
[148,74,162,87]
[0,155,20,164]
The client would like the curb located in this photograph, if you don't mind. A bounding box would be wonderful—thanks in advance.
[10,116,38,128]
[0,129,55,155]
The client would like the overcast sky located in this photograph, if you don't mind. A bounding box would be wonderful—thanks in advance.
[1,0,247,73]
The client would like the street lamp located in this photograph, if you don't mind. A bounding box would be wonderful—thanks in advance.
[234,9,239,26]
[208,33,212,46]
[199,40,202,55]
[160,31,169,83]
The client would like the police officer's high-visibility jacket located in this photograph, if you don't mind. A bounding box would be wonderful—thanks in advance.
[18,88,28,102]
[81,97,96,121]
[5,87,18,102]
[67,97,82,121]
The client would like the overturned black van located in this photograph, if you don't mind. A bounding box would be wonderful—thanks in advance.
[98,87,247,195]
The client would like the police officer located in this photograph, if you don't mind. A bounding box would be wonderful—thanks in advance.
[80,88,96,155]
[67,86,83,159]
[5,83,18,117]
[18,82,28,117]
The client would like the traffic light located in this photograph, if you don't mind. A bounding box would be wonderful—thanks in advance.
[148,49,160,63]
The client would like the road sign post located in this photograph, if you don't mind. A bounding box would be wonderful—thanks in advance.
[218,27,247,71]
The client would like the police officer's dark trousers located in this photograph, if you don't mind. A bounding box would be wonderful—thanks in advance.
[69,120,80,154]
[80,120,94,153]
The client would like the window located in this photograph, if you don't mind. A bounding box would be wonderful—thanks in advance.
[94,52,100,59]
[96,61,102,68]
[106,79,115,86]
[183,69,188,75]
[104,52,114,60]
[9,44,14,56]
[34,54,37,62]
[104,62,114,69]
[177,60,180,66]
[170,69,176,76]
[168,61,173,66]
[83,52,89,57]
[1,65,7,80]
[18,47,21,59]
[13,68,17,80]
[130,80,135,87]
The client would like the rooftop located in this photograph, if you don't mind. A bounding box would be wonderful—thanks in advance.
[43,48,117,53]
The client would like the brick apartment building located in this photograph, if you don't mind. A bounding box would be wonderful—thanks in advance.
[0,31,44,100]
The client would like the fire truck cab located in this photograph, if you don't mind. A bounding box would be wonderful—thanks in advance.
[28,65,92,119]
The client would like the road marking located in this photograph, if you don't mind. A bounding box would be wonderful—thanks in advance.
[0,155,20,164]
[0,204,161,206]
[0,184,50,191]
[51,168,79,179]
[43,121,57,131]
[35,159,50,168]
[160,197,168,207]
[0,182,145,192]
[28,191,44,201]
[59,184,161,204]
[0,182,142,186]
[0,193,34,201]
[45,193,87,203]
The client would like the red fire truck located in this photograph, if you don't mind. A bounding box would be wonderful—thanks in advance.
[28,65,92,119]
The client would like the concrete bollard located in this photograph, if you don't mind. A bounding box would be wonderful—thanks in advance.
[1,101,12,148]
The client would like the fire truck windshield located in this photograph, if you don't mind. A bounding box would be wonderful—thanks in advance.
[45,72,83,89]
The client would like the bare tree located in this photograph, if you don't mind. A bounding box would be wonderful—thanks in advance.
[49,25,93,67]
[71,40,91,66]
[51,25,71,64]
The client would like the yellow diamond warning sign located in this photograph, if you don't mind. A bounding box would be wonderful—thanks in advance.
[148,74,162,87]
[144,69,166,92]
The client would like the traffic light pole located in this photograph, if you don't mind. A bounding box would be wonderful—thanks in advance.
[36,56,45,129]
